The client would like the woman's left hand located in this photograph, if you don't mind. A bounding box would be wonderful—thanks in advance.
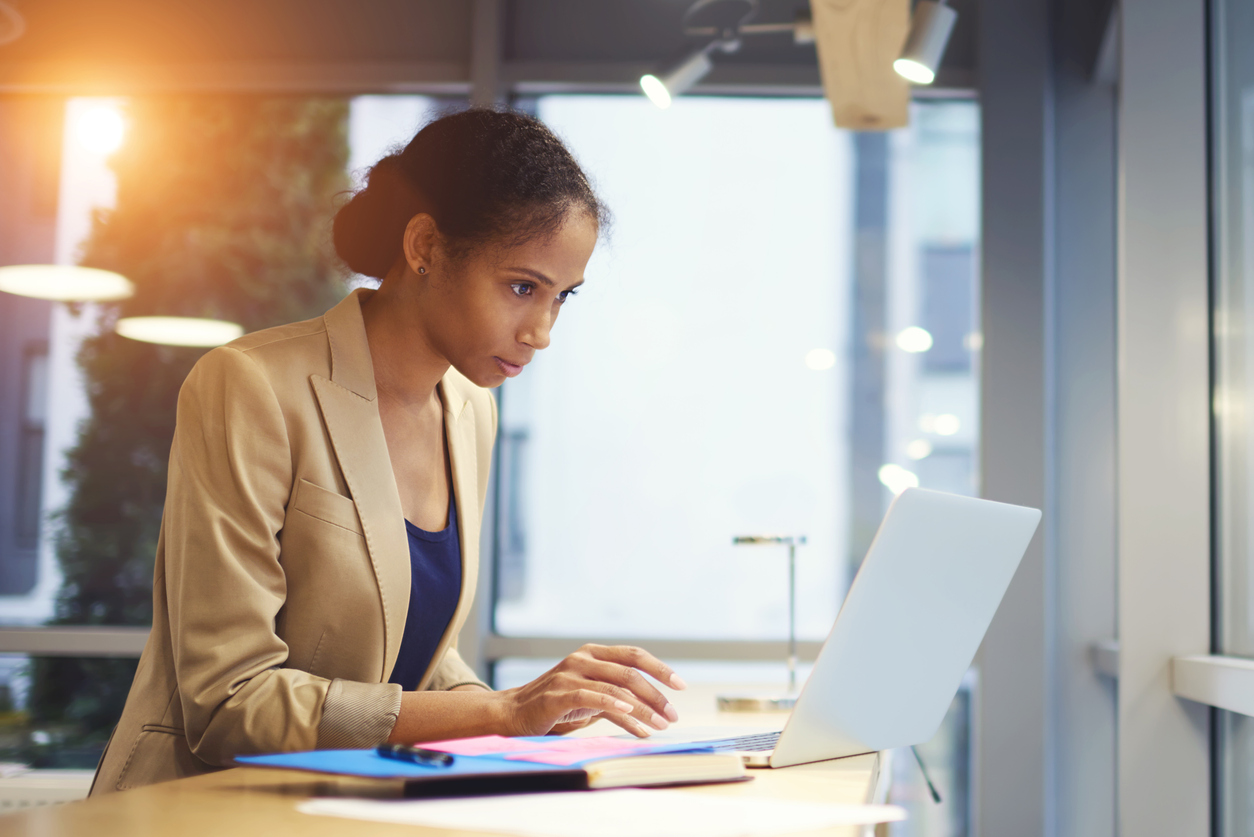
[494,644,687,738]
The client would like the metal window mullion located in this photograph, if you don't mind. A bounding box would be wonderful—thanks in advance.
[0,627,148,657]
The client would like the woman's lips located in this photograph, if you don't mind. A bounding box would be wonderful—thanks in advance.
[494,357,524,378]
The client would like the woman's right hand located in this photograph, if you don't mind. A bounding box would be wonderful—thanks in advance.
[495,644,687,738]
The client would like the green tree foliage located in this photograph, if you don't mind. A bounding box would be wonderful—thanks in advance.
[26,97,349,765]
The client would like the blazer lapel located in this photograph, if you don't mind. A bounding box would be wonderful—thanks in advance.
[414,375,481,690]
[313,291,410,683]
[316,290,486,691]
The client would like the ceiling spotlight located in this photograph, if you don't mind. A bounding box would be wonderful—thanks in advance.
[116,316,244,348]
[894,0,958,85]
[641,45,718,109]
[642,0,761,109]
[0,265,135,302]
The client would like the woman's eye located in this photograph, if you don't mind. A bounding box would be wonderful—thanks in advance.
[556,289,578,304]
[510,283,533,297]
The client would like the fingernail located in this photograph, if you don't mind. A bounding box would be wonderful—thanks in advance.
[614,700,633,714]
[650,712,669,729]
[669,673,688,690]
[663,702,679,723]
[634,720,651,737]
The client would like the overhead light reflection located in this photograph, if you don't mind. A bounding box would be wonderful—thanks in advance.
[0,265,134,302]
[805,348,837,371]
[878,464,920,495]
[0,2,25,46]
[116,316,244,348]
[933,414,961,436]
[896,326,934,353]
[906,439,933,460]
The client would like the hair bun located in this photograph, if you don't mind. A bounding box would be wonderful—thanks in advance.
[332,156,415,279]
[333,109,607,279]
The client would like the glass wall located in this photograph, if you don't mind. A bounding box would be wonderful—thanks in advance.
[1213,0,1254,832]
[0,95,367,767]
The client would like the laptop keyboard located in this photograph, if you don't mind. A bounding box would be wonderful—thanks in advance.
[695,731,783,753]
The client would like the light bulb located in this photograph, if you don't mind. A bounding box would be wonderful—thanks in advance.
[640,75,673,109]
[76,104,126,155]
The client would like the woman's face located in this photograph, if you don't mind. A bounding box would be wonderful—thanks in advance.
[416,212,598,388]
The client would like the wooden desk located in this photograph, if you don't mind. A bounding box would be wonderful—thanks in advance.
[0,684,890,837]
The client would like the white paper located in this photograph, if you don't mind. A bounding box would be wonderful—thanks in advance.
[298,788,906,837]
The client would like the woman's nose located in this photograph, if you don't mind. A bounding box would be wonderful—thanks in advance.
[520,310,552,351]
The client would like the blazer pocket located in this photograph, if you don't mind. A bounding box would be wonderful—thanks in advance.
[115,725,213,791]
[290,478,363,536]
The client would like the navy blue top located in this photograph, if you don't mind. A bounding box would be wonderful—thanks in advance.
[388,493,463,691]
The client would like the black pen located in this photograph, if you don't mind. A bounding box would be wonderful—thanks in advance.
[375,743,456,768]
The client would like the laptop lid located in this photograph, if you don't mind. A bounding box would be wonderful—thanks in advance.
[770,488,1040,767]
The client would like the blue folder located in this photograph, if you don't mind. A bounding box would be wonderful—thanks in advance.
[236,739,720,795]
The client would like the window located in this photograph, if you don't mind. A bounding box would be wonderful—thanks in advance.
[492,95,981,641]
[495,95,854,642]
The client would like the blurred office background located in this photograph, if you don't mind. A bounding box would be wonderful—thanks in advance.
[0,0,1242,835]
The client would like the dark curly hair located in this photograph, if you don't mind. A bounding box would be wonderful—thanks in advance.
[333,108,609,279]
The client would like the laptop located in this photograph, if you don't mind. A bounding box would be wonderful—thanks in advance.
[660,487,1041,768]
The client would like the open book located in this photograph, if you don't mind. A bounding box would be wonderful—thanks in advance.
[236,735,747,795]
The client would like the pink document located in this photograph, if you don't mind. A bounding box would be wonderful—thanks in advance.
[501,738,657,766]
[417,735,658,766]
[419,735,546,756]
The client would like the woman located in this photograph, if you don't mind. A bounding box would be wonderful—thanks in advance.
[91,109,684,795]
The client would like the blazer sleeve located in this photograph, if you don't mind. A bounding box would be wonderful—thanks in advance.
[163,346,401,765]
[426,647,488,691]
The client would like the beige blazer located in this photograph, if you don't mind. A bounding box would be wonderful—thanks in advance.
[91,289,495,795]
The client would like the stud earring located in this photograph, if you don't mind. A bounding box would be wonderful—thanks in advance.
[418,267,427,275]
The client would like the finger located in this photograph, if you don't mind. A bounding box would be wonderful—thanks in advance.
[585,645,687,691]
[556,688,635,725]
[600,711,653,739]
[578,682,669,731]
[554,707,600,726]
[579,659,677,725]
[553,672,668,731]
[549,712,604,736]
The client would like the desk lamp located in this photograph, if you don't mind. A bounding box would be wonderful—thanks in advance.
[717,534,807,712]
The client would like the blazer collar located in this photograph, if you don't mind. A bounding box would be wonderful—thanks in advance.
[324,288,472,422]
[323,288,379,401]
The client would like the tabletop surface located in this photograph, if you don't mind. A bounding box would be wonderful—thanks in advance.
[0,683,887,837]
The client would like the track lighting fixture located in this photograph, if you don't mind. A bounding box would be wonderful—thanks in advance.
[640,43,720,110]
[641,0,814,109]
[894,0,958,85]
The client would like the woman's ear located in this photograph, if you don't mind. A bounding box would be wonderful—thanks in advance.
[401,213,439,275]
